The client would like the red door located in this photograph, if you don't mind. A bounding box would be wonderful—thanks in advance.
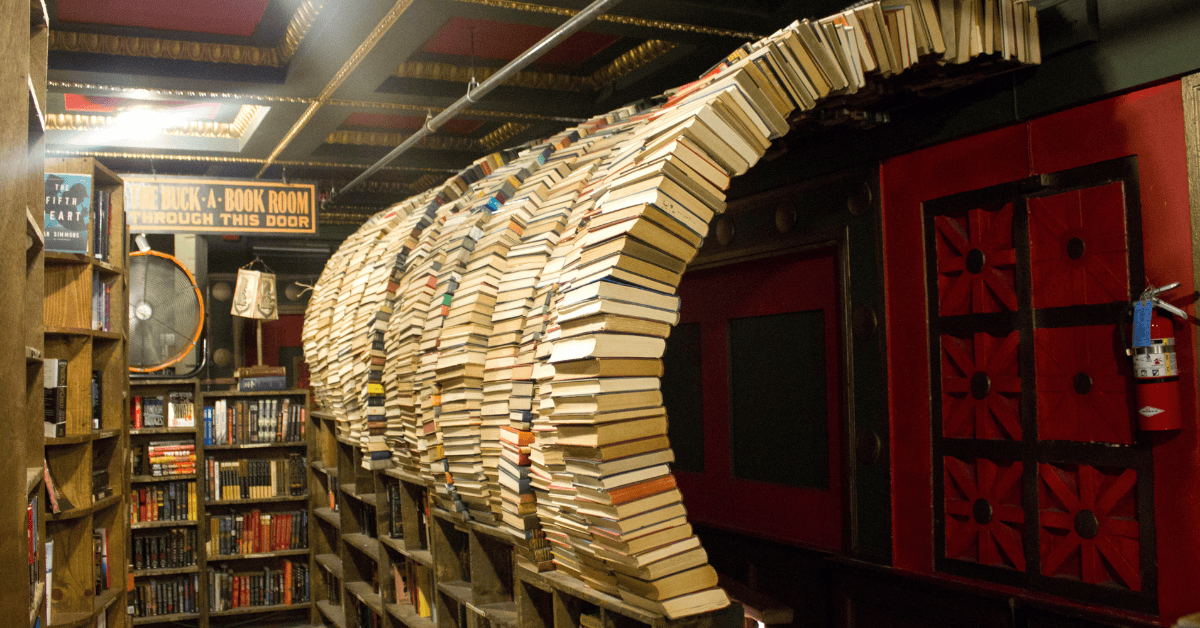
[668,247,843,551]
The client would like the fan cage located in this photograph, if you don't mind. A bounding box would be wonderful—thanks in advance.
[129,250,205,373]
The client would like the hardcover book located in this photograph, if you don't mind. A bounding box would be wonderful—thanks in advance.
[43,173,93,254]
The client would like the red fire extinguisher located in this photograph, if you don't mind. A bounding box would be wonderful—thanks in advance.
[1127,282,1186,431]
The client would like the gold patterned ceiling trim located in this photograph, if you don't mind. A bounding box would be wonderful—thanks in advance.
[395,39,674,92]
[45,148,455,173]
[277,0,326,61]
[49,0,326,67]
[45,105,268,139]
[48,80,312,103]
[256,0,418,178]
[480,122,526,150]
[46,81,581,123]
[449,0,761,40]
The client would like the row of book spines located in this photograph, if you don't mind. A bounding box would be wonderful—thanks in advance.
[204,457,307,501]
[207,511,307,556]
[90,274,112,332]
[132,528,197,571]
[92,188,113,263]
[130,574,199,618]
[204,401,306,445]
[92,527,110,595]
[131,397,166,428]
[207,562,309,610]
[131,482,197,523]
[391,560,432,618]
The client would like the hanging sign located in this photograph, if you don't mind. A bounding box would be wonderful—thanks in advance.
[123,174,317,235]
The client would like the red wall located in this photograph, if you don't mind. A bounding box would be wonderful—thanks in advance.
[881,81,1197,623]
[241,313,304,367]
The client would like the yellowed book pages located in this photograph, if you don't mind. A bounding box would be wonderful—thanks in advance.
[841,10,879,72]
[1027,4,1041,63]
[854,6,893,75]
[920,0,946,53]
[940,0,958,62]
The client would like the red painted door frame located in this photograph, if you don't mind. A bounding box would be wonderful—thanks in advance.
[674,247,844,551]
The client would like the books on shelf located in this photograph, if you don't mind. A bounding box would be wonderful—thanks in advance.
[207,560,309,610]
[132,527,198,571]
[145,440,196,477]
[207,397,306,445]
[206,509,308,556]
[43,459,74,514]
[42,358,66,438]
[204,455,308,501]
[130,573,199,618]
[132,396,166,429]
[130,480,196,523]
[92,527,110,595]
[43,172,92,254]
[167,392,195,428]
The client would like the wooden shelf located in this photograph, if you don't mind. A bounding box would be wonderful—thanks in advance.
[130,427,194,435]
[380,535,433,568]
[516,564,666,626]
[387,602,436,628]
[26,466,42,495]
[383,466,428,486]
[131,474,196,483]
[315,552,343,579]
[346,580,384,614]
[130,519,197,529]
[43,326,120,340]
[343,532,381,558]
[314,506,341,529]
[206,548,309,561]
[25,346,42,363]
[44,433,90,446]
[91,428,119,441]
[206,494,307,506]
[341,482,379,507]
[132,378,207,387]
[29,583,44,625]
[26,75,43,133]
[468,601,519,628]
[46,492,121,521]
[47,585,123,628]
[206,389,309,399]
[24,207,43,253]
[131,565,198,577]
[311,460,339,478]
[438,580,475,606]
[317,599,346,628]
[131,612,201,625]
[205,442,307,449]
[209,601,311,617]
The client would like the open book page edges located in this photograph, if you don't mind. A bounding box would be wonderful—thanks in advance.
[301,0,1038,618]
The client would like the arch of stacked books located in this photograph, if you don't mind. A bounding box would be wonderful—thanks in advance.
[304,3,1041,619]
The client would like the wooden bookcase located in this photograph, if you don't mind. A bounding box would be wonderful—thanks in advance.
[1,0,49,625]
[41,156,130,628]
[308,445,742,628]
[128,378,203,625]
[199,388,313,627]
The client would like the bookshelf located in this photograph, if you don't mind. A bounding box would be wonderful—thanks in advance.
[200,388,313,626]
[128,378,202,624]
[1,0,49,625]
[40,156,129,628]
[307,451,738,628]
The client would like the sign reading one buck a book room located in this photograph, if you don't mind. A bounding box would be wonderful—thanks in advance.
[44,172,93,253]
[123,174,317,236]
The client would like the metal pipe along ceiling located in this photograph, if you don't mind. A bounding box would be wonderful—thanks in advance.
[329,0,626,204]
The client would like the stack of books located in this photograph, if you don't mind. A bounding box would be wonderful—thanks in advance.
[147,440,196,477]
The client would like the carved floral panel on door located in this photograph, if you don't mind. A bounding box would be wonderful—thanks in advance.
[926,157,1154,613]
